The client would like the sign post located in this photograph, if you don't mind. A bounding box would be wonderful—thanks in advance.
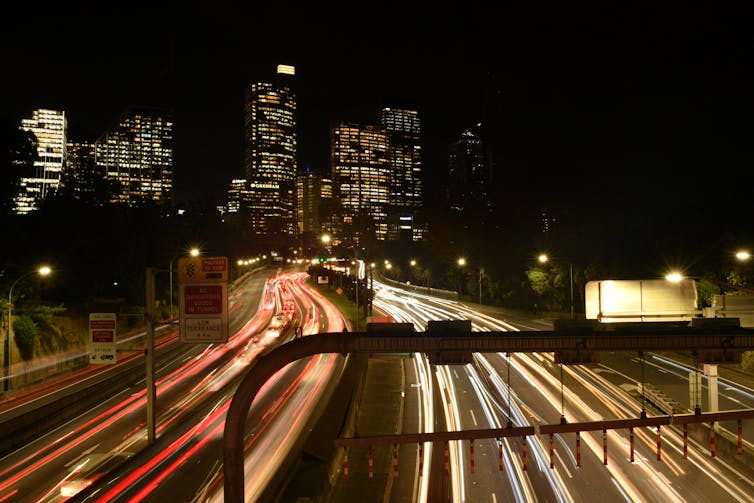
[89,313,117,364]
[178,256,229,343]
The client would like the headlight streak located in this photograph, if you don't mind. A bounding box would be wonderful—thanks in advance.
[581,359,754,499]
[464,366,536,503]
[510,353,687,503]
[436,366,465,503]
[471,355,575,503]
[414,353,433,503]
[651,354,754,403]
[372,279,754,503]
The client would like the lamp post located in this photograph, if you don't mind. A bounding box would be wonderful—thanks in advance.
[538,253,574,320]
[5,265,52,392]
[169,247,200,321]
[457,257,484,304]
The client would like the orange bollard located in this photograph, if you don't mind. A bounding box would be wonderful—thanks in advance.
[603,429,608,465]
[418,443,424,473]
[393,444,399,477]
[549,433,554,469]
[576,431,581,468]
[738,420,743,455]
[656,426,662,461]
[470,441,475,473]
[522,437,528,471]
[368,446,374,479]
[710,425,716,458]
[498,439,503,471]
[343,449,349,479]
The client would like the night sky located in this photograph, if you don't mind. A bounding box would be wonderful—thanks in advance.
[4,5,753,255]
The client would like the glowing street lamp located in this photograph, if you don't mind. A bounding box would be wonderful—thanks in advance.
[5,265,52,391]
[736,250,751,261]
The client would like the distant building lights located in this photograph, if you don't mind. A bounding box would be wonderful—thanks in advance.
[277,64,295,75]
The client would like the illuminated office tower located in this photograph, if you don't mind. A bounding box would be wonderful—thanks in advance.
[381,108,424,241]
[15,109,67,214]
[331,123,391,242]
[244,64,297,236]
[296,168,333,235]
[95,107,173,207]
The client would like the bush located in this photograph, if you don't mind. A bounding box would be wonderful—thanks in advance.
[13,315,38,361]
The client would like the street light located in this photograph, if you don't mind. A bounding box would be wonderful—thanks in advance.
[169,247,200,321]
[457,257,483,304]
[538,253,574,320]
[5,265,52,392]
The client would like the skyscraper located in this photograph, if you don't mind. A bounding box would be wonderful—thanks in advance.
[244,64,297,237]
[95,107,173,207]
[331,123,391,243]
[15,109,67,214]
[447,125,493,213]
[296,168,333,236]
[381,108,424,241]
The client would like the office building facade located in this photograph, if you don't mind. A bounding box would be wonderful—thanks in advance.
[331,123,391,242]
[244,64,298,236]
[15,109,67,214]
[381,108,424,241]
[95,107,174,207]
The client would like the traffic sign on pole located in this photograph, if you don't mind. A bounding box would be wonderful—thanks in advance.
[179,283,229,343]
[89,313,117,364]
[178,256,228,283]
[178,256,229,343]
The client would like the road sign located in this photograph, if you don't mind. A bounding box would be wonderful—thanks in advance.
[89,313,117,364]
[178,256,228,283]
[179,283,229,343]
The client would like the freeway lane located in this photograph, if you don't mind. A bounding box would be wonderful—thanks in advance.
[0,269,275,502]
[369,280,754,502]
[73,270,349,502]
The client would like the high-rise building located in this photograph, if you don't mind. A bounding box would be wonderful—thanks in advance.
[381,108,424,241]
[447,125,493,212]
[296,168,333,236]
[59,141,108,204]
[331,123,391,242]
[15,109,67,214]
[95,107,173,207]
[381,108,422,210]
[244,64,297,236]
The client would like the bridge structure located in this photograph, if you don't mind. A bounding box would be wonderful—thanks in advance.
[222,319,754,502]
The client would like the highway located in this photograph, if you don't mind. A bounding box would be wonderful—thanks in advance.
[367,279,754,502]
[4,269,754,502]
[0,268,337,502]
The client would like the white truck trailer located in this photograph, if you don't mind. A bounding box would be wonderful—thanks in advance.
[704,294,754,328]
[585,278,699,323]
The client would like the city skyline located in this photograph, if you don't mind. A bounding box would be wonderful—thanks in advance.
[4,7,752,244]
